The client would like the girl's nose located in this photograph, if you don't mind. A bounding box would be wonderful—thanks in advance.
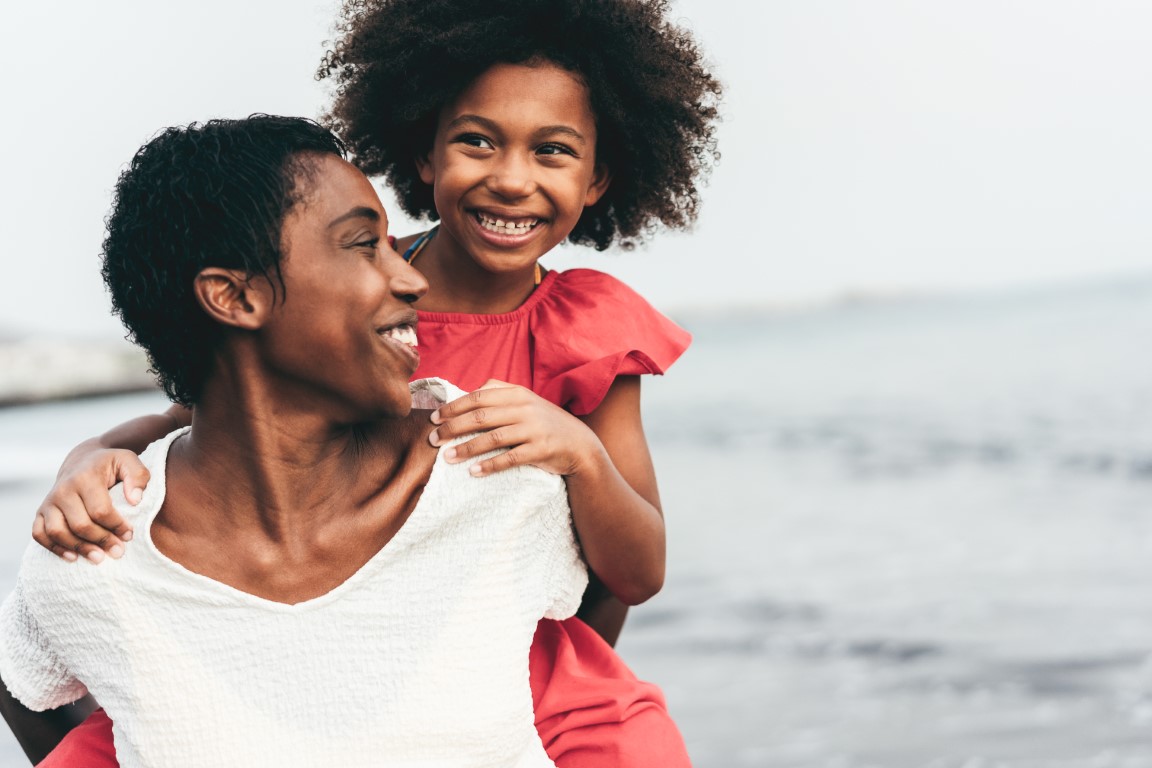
[485,153,536,199]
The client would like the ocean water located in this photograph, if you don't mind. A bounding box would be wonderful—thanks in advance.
[1,277,1150,766]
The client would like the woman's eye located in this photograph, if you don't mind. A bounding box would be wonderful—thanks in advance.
[353,237,380,253]
[456,134,494,149]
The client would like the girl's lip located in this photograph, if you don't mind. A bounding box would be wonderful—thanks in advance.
[468,210,546,247]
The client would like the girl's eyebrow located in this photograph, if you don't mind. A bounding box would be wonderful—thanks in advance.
[535,125,588,146]
[446,114,588,146]
[445,114,498,133]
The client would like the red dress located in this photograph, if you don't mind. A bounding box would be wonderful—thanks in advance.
[40,269,692,767]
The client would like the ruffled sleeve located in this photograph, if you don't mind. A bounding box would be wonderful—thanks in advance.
[531,269,691,415]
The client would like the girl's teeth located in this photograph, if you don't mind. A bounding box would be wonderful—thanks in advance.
[477,214,537,234]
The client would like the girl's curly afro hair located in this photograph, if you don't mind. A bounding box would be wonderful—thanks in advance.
[318,0,722,250]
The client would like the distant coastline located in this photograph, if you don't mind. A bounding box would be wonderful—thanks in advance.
[0,338,159,408]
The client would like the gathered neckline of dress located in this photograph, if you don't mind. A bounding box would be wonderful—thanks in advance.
[416,269,563,325]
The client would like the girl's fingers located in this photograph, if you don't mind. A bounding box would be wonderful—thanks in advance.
[70,487,127,557]
[78,479,134,543]
[49,544,79,562]
[33,510,77,562]
[115,454,151,516]
[467,447,528,477]
[442,425,528,462]
[426,382,581,478]
[431,383,525,425]
[429,405,528,445]
[37,505,107,563]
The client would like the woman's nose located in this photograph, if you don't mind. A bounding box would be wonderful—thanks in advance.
[386,251,429,304]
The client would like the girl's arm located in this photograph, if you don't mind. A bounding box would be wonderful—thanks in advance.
[571,375,663,643]
[0,681,97,765]
[567,375,665,603]
[33,405,191,562]
[429,376,665,635]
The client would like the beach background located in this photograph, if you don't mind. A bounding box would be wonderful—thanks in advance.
[2,275,1151,767]
[2,0,1152,765]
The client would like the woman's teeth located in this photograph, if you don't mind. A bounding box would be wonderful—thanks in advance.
[382,324,417,347]
[477,213,539,235]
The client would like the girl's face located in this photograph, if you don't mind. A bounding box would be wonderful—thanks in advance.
[416,61,611,277]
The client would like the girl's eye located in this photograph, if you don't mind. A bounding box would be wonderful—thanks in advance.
[455,134,494,149]
[537,143,576,157]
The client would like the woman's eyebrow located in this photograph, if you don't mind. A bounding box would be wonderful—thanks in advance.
[327,206,380,229]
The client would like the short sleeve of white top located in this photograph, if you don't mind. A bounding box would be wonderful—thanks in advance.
[0,379,587,768]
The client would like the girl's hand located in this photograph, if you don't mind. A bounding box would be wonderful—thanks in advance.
[428,380,602,478]
[33,443,150,563]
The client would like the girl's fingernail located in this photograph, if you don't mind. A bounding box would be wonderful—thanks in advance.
[86,550,105,564]
[444,447,457,461]
[108,544,125,559]
[128,488,143,504]
[122,530,134,542]
[469,464,483,477]
[428,429,441,446]
[430,410,442,424]
[63,551,78,562]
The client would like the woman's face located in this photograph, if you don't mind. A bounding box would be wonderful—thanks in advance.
[416,60,611,277]
[261,154,428,422]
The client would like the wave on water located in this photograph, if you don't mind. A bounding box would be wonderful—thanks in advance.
[649,274,1152,482]
[1,277,1151,767]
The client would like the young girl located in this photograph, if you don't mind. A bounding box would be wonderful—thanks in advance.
[33,0,721,764]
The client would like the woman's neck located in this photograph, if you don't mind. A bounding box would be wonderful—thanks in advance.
[164,373,419,541]
[149,378,436,604]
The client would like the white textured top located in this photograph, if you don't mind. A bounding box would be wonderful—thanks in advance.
[0,380,587,767]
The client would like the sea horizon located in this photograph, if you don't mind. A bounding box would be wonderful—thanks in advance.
[1,273,1150,766]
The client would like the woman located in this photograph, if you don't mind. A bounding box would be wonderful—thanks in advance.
[0,115,586,767]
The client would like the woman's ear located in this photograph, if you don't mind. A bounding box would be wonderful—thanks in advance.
[192,268,272,330]
[584,163,612,207]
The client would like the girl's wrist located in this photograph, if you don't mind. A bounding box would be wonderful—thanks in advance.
[57,437,105,479]
[563,431,613,480]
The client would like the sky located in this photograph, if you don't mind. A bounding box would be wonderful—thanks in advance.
[1,0,1150,339]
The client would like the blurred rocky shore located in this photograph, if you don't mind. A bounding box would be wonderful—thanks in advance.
[0,336,158,407]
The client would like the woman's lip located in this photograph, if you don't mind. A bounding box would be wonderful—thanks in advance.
[378,330,420,370]
[376,311,419,333]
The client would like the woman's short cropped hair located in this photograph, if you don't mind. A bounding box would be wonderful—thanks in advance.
[101,115,345,406]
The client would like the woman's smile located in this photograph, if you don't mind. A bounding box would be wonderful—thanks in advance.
[377,319,420,370]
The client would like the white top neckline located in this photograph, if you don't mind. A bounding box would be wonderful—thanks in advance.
[137,425,451,611]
